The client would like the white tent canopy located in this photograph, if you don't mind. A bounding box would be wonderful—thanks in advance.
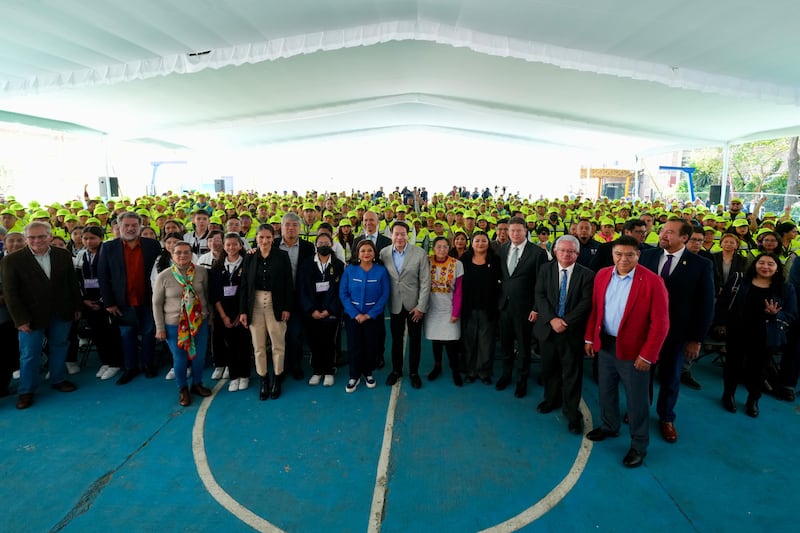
[1,0,800,154]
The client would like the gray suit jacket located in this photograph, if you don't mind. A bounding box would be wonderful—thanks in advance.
[379,244,431,314]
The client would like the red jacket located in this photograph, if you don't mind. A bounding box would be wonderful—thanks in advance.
[584,265,669,362]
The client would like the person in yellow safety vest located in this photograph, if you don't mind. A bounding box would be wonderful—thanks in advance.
[462,210,478,239]
[1,208,25,234]
[593,217,618,243]
[300,202,322,242]
[776,221,800,255]
[543,207,569,243]
[731,218,757,253]
[239,211,258,247]
[701,226,722,253]
[383,205,416,242]
[412,218,430,253]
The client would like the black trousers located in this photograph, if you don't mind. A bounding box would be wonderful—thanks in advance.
[345,316,381,379]
[390,307,423,376]
[84,307,123,367]
[499,307,532,381]
[539,332,583,424]
[0,320,19,393]
[431,340,460,371]
[212,315,252,379]
[307,318,339,375]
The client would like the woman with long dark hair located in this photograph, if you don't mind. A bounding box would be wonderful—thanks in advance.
[715,253,797,417]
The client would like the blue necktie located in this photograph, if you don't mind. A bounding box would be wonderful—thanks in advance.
[557,269,568,317]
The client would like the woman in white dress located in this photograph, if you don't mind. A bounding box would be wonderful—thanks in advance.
[424,236,464,386]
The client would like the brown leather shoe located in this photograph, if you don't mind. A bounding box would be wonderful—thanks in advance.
[660,421,678,443]
[51,380,78,393]
[190,384,212,397]
[179,387,191,406]
[16,393,34,410]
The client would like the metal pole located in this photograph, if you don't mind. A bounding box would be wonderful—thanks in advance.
[720,143,731,207]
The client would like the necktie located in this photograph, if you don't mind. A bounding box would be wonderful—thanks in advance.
[660,254,674,279]
[509,246,519,274]
[557,269,568,317]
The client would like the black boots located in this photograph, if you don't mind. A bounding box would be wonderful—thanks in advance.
[259,375,270,401]
[270,373,283,399]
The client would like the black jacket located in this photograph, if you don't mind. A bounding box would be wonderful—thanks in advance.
[297,255,345,320]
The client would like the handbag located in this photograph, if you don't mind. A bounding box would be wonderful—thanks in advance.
[765,318,789,350]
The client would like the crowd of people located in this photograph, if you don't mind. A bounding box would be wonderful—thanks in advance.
[1,187,799,468]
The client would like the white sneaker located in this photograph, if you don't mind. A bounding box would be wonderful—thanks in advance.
[96,365,110,378]
[165,368,176,380]
[308,374,322,386]
[79,337,89,347]
[222,367,230,379]
[364,375,377,389]
[228,378,240,392]
[211,367,224,380]
[346,377,360,393]
[45,371,50,380]
[187,368,192,377]
[12,370,20,380]
[323,375,335,387]
[238,377,250,390]
[66,362,81,375]
[101,367,120,380]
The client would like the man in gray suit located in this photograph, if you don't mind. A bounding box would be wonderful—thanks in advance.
[380,221,431,389]
[534,235,594,434]
[497,216,548,398]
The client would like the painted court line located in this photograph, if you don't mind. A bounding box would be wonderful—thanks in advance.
[368,379,402,533]
[192,380,284,533]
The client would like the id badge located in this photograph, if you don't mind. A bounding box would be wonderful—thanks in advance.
[223,285,238,297]
[84,278,100,289]
[315,281,330,293]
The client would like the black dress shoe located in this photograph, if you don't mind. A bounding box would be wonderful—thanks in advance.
[270,374,283,399]
[452,371,463,387]
[376,357,385,369]
[190,384,212,397]
[495,374,511,391]
[385,371,401,386]
[259,376,270,401]
[51,380,78,392]
[745,397,759,418]
[537,401,558,414]
[16,393,34,410]
[680,371,702,390]
[514,380,527,398]
[410,374,422,389]
[722,394,736,413]
[586,427,620,441]
[116,369,139,385]
[427,366,441,381]
[568,420,583,435]
[622,448,647,468]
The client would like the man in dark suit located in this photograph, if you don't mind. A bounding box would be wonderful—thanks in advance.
[575,219,599,267]
[584,236,670,468]
[534,235,594,433]
[639,219,715,443]
[497,216,548,398]
[273,214,316,380]
[353,210,391,368]
[2,221,82,409]
[98,212,162,384]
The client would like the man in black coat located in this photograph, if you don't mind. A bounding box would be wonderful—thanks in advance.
[497,216,548,398]
[639,219,714,443]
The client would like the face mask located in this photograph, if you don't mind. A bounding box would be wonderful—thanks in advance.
[317,245,333,256]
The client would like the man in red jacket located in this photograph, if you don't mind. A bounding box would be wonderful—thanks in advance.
[583,236,669,468]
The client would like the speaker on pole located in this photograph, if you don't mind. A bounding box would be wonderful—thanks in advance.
[709,185,721,205]
[214,179,225,193]
[98,177,108,198]
[108,177,119,197]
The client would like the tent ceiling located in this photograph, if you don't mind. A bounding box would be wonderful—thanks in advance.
[1,0,799,154]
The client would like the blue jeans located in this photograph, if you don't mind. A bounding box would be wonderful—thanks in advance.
[18,318,73,394]
[165,322,208,389]
[118,306,156,371]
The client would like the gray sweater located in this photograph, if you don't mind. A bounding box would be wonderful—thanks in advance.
[152,266,210,332]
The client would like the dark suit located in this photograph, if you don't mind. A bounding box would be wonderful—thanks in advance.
[498,241,548,382]
[273,236,315,375]
[354,233,392,254]
[534,261,594,423]
[2,246,81,393]
[639,247,715,423]
[97,237,162,371]
[711,251,749,294]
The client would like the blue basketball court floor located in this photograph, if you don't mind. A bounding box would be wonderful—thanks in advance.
[2,337,798,532]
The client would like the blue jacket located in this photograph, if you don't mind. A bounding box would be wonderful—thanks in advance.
[339,263,390,319]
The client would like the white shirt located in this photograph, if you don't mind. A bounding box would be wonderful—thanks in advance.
[31,247,52,279]
[658,246,686,277]
[556,262,576,294]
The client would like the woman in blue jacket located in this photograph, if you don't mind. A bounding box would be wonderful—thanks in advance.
[339,239,390,393]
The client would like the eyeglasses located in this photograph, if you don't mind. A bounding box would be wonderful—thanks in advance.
[25,234,49,240]
[556,249,578,255]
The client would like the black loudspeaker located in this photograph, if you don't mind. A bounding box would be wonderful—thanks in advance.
[108,177,119,197]
[709,185,721,204]
[214,179,225,193]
